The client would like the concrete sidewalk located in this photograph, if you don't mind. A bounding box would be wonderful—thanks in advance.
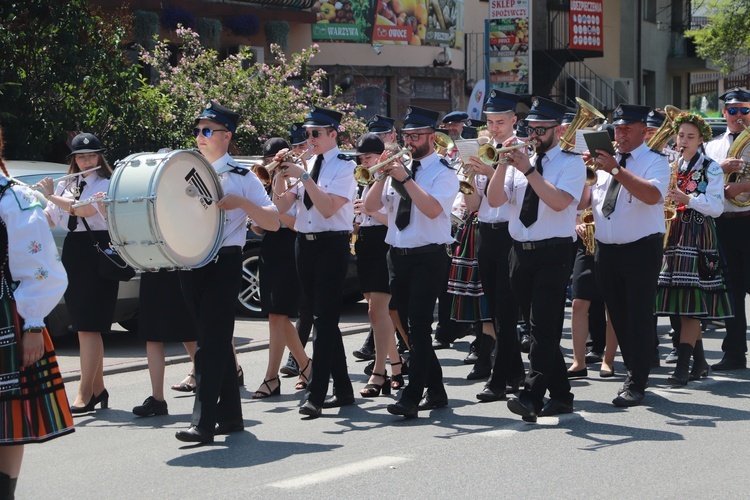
[54,312,371,383]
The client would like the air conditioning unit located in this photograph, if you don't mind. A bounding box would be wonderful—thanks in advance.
[603,78,634,109]
[227,45,264,68]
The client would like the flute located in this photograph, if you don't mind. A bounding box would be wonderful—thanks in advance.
[29,166,101,190]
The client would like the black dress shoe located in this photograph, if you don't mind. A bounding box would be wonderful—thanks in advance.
[352,346,375,361]
[175,426,214,444]
[612,389,644,407]
[215,420,245,435]
[507,396,538,422]
[711,356,747,371]
[476,386,505,402]
[299,400,322,418]
[321,395,355,409]
[505,376,524,394]
[387,400,418,418]
[599,368,615,378]
[417,392,448,411]
[585,349,603,364]
[519,334,532,354]
[132,396,168,417]
[364,360,375,376]
[539,398,574,417]
[432,338,451,350]
[566,368,588,379]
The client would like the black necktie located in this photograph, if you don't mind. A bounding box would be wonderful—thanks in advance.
[519,153,545,228]
[729,132,739,143]
[395,161,420,230]
[67,180,86,231]
[303,155,323,210]
[601,153,630,217]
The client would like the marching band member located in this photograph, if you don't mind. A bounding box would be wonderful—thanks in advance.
[251,138,312,399]
[461,119,485,140]
[584,104,670,408]
[487,97,585,422]
[274,106,357,419]
[442,111,469,141]
[352,133,403,395]
[655,112,732,385]
[463,90,526,401]
[365,106,459,418]
[705,87,750,371]
[175,101,279,443]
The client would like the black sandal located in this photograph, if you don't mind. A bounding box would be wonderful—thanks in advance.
[252,377,280,399]
[295,359,311,390]
[360,372,391,397]
[390,362,405,390]
[170,373,196,393]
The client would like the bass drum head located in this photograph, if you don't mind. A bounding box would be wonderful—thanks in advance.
[153,151,224,268]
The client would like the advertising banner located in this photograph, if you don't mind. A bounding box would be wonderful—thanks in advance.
[569,0,603,51]
[487,0,530,95]
[312,0,376,43]
[373,0,464,48]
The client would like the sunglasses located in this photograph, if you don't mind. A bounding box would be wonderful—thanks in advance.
[726,107,750,116]
[402,132,432,141]
[304,128,332,139]
[192,127,229,138]
[522,125,557,136]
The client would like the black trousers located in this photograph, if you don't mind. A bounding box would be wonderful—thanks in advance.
[388,247,448,404]
[509,241,575,408]
[596,235,663,393]
[180,248,243,431]
[715,216,750,357]
[477,223,524,391]
[296,234,352,406]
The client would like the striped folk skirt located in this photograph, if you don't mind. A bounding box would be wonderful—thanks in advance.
[0,298,74,445]
[655,209,733,319]
[447,213,490,322]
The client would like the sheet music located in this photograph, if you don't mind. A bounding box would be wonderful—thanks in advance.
[454,139,480,163]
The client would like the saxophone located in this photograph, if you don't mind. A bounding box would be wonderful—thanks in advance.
[724,119,750,207]
[580,209,596,255]
[663,151,680,249]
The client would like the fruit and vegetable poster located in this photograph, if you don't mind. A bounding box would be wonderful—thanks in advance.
[487,0,530,95]
[312,0,376,43]
[372,0,464,48]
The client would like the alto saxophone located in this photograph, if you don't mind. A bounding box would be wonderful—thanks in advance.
[580,208,596,255]
[663,150,681,248]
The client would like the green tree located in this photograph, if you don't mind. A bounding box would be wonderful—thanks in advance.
[137,27,366,155]
[686,0,750,73]
[0,0,143,160]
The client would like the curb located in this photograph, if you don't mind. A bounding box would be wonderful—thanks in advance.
[60,325,370,384]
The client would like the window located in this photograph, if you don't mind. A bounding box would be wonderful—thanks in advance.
[643,0,657,23]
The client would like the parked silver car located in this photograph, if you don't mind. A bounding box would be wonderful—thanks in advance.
[5,160,140,336]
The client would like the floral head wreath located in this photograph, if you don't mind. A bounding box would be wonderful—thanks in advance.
[672,111,713,143]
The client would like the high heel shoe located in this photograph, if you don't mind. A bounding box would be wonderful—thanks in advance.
[390,361,405,390]
[360,372,391,397]
[237,366,244,386]
[252,377,280,399]
[70,395,96,414]
[94,389,109,409]
[295,359,311,390]
[171,373,196,393]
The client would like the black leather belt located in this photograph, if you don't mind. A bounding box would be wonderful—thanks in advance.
[513,237,573,251]
[218,246,242,255]
[391,244,446,255]
[479,221,509,230]
[598,233,662,248]
[298,230,350,241]
[722,211,750,219]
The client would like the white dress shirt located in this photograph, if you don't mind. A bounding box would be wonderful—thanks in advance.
[476,172,511,223]
[591,142,670,244]
[44,171,109,231]
[213,153,275,248]
[1,176,67,328]
[358,184,386,228]
[503,145,585,242]
[294,146,357,233]
[705,130,749,214]
[382,152,459,248]
[679,153,724,218]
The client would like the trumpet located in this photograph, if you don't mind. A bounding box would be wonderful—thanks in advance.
[255,144,314,188]
[477,139,537,166]
[354,147,413,186]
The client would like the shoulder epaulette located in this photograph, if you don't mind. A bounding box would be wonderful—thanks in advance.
[440,158,455,169]
[338,153,357,161]
[562,149,581,156]
[229,165,249,176]
[650,148,667,156]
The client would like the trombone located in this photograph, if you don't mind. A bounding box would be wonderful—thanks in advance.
[354,148,412,186]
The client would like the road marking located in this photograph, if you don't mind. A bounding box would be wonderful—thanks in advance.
[268,456,410,489]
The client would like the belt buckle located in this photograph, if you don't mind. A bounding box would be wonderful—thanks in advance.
[304,233,316,241]
[522,242,533,251]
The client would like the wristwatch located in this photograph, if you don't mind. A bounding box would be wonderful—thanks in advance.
[523,166,536,177]
[24,327,44,334]
[300,172,311,182]
[611,166,620,176]
[402,174,413,183]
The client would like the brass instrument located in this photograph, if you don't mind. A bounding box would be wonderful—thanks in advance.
[580,208,596,255]
[353,147,412,186]
[584,139,623,186]
[477,140,537,167]
[255,144,314,188]
[724,118,750,207]
[434,132,455,156]
[559,97,605,151]
[663,152,680,248]
[645,105,681,151]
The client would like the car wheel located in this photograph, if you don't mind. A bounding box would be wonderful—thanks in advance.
[237,247,265,317]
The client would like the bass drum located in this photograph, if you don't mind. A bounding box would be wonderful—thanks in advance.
[107,150,224,271]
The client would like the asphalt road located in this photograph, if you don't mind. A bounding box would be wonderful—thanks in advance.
[17,307,750,499]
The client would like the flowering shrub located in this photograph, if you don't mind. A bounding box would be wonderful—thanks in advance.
[137,27,366,154]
